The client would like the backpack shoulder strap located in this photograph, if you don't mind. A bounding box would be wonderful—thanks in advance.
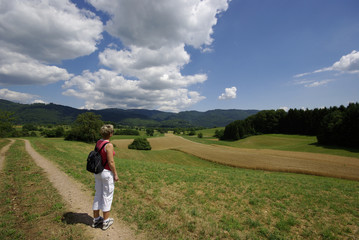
[95,141,110,169]
[95,141,109,152]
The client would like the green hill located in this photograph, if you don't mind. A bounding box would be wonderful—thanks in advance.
[0,99,259,127]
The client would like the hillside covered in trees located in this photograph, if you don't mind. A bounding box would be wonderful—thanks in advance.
[0,99,258,128]
[222,103,359,148]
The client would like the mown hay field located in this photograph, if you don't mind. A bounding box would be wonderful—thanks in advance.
[26,136,359,239]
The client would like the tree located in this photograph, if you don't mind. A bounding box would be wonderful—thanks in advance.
[128,138,152,150]
[0,110,16,137]
[22,124,38,132]
[317,103,359,148]
[214,129,224,139]
[65,112,103,142]
[116,129,140,135]
[223,120,241,140]
[341,103,359,147]
[42,126,65,138]
[188,130,196,136]
[317,110,344,145]
[146,128,154,136]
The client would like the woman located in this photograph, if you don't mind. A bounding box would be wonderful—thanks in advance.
[92,124,119,230]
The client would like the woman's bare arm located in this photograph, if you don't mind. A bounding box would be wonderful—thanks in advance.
[106,143,119,181]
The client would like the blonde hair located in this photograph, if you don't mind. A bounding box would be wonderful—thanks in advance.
[100,124,114,138]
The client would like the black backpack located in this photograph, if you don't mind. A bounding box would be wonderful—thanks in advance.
[86,142,109,174]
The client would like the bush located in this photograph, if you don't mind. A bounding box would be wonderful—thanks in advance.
[0,110,16,137]
[42,126,65,138]
[22,124,38,131]
[30,131,38,137]
[188,130,196,136]
[146,128,154,136]
[128,138,151,150]
[214,129,224,139]
[197,132,203,138]
[116,129,140,135]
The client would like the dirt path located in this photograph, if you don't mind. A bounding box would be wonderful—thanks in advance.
[0,139,15,171]
[23,139,144,240]
[113,134,359,181]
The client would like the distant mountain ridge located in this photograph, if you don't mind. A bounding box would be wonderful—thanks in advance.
[0,99,259,127]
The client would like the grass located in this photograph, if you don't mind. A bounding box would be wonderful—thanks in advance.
[195,127,224,137]
[112,129,164,140]
[0,138,11,149]
[28,137,359,239]
[0,140,87,240]
[183,133,359,158]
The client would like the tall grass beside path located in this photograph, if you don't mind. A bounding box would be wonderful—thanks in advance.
[28,137,359,239]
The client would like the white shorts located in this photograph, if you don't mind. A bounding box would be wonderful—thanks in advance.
[92,169,114,212]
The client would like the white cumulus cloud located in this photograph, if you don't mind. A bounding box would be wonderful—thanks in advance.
[63,69,206,111]
[218,86,237,100]
[0,48,72,85]
[0,0,103,85]
[88,0,229,49]
[1,0,230,111]
[331,50,359,73]
[0,88,41,103]
[62,0,230,111]
[279,106,289,112]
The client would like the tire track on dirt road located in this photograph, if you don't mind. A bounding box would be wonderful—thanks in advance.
[114,134,359,181]
[0,139,15,171]
[23,139,144,240]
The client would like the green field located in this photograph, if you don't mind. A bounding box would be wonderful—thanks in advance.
[185,131,359,159]
[111,130,164,140]
[24,137,359,239]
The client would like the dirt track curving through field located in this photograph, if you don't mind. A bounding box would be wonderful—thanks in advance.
[113,134,359,181]
[21,140,144,240]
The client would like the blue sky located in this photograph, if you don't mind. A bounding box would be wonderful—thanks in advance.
[0,0,358,112]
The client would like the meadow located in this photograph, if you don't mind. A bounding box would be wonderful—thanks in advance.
[189,129,359,159]
[22,135,359,239]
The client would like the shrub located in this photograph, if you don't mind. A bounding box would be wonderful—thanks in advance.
[128,138,151,150]
[197,132,203,138]
[41,126,64,138]
[116,129,140,135]
[214,129,224,139]
[146,128,154,136]
[22,124,38,131]
[0,110,16,137]
[30,131,38,137]
[188,130,196,136]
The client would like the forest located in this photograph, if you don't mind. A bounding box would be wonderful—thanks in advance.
[222,103,359,148]
[0,99,258,128]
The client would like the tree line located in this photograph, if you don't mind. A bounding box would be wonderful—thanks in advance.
[222,103,359,148]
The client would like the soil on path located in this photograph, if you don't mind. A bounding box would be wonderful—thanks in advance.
[113,134,359,181]
[22,139,144,240]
